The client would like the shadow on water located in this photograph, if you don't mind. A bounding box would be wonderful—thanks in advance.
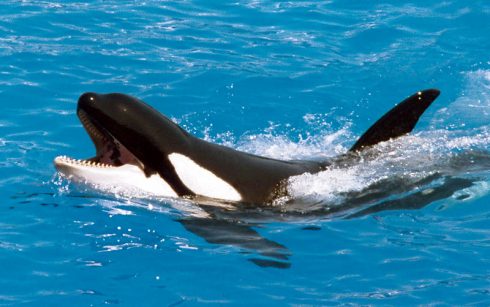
[177,176,478,268]
[179,218,292,268]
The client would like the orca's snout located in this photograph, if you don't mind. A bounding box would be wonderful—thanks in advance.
[77,92,99,112]
[78,92,97,104]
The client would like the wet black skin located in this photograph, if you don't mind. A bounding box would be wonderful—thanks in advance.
[78,92,323,203]
[77,89,440,204]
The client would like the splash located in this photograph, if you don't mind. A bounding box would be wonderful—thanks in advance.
[285,128,490,203]
[432,69,490,130]
[208,113,354,160]
[284,70,490,205]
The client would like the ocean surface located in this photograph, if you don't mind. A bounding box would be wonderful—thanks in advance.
[1,0,490,305]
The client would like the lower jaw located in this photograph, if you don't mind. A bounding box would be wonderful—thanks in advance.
[54,158,178,198]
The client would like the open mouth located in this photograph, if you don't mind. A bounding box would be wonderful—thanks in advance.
[55,110,140,169]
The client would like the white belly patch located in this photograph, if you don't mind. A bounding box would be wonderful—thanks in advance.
[168,153,242,202]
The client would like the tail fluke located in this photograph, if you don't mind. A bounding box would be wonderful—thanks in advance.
[349,89,440,152]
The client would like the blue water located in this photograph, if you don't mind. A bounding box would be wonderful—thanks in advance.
[1,0,490,305]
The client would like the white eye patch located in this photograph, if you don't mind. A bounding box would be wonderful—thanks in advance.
[168,153,242,202]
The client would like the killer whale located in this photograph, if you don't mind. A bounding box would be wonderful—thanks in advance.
[54,89,440,204]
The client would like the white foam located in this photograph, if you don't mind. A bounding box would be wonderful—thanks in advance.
[287,167,375,204]
[235,127,351,160]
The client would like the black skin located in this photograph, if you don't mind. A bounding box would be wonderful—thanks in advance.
[77,89,440,204]
[79,93,322,203]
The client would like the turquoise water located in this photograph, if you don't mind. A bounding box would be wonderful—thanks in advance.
[1,0,490,305]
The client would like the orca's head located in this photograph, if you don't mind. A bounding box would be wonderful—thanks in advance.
[54,92,190,197]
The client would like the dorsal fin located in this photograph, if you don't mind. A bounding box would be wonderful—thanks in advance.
[349,89,440,152]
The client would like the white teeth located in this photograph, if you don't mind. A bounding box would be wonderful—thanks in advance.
[57,112,118,169]
[54,155,115,168]
[79,111,107,141]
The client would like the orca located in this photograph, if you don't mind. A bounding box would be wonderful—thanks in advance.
[54,89,440,204]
